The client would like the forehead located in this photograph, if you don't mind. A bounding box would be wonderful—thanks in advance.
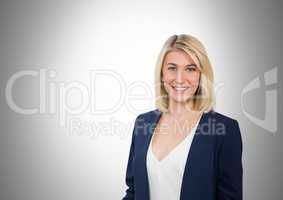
[163,49,196,65]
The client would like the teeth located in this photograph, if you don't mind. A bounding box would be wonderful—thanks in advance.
[173,86,188,91]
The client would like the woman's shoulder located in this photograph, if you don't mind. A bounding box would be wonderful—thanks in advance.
[134,109,162,123]
[205,110,242,143]
[206,110,239,125]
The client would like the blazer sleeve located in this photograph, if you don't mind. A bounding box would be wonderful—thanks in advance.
[122,115,140,200]
[217,120,243,200]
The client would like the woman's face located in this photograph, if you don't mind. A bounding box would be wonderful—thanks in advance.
[162,49,201,103]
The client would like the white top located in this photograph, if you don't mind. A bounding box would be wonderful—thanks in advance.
[146,116,201,200]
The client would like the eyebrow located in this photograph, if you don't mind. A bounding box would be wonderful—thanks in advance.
[167,62,197,67]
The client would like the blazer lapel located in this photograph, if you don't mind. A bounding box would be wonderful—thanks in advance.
[136,109,162,200]
[179,111,213,200]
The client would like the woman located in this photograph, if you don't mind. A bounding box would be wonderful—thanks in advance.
[122,34,243,200]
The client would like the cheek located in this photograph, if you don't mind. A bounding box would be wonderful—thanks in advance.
[162,71,174,81]
[187,73,200,86]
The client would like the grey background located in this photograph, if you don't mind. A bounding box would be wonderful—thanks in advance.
[0,0,282,199]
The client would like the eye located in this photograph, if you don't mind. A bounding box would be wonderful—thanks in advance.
[186,65,197,72]
[167,65,176,71]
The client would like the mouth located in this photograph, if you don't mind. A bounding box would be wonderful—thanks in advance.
[171,86,189,93]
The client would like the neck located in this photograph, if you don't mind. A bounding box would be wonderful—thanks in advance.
[167,99,199,118]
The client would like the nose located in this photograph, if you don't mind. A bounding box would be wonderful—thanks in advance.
[176,69,185,84]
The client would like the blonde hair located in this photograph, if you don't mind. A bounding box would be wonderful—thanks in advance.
[154,34,215,113]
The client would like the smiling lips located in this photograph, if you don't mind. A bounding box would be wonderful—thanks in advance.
[172,85,189,93]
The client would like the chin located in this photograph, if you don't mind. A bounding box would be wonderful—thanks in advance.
[169,95,192,103]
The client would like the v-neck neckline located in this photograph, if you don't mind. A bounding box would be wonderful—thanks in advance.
[149,130,193,163]
[149,113,202,163]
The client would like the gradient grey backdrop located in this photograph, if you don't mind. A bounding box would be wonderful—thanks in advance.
[0,0,282,199]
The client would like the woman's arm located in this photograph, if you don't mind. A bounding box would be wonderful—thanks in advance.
[217,120,243,200]
[122,116,140,200]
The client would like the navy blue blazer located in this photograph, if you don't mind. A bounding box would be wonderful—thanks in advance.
[122,109,243,200]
